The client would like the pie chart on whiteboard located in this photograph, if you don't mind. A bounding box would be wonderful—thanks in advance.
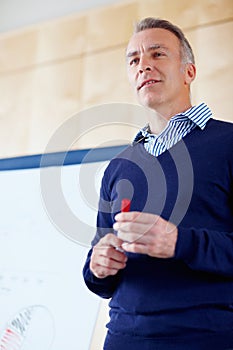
[0,305,55,350]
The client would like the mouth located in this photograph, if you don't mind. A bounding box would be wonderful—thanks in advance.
[138,79,161,91]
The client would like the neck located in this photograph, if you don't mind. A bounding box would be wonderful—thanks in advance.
[147,102,192,134]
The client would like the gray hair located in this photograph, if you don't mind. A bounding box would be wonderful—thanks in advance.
[134,17,195,64]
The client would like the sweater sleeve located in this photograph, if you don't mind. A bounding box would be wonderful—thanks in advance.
[175,227,233,278]
[82,163,123,298]
[175,133,233,278]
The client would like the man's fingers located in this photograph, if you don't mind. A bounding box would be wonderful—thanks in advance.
[97,232,124,249]
[122,242,146,254]
[90,234,128,278]
[114,212,176,235]
[93,246,127,263]
[94,255,127,270]
[92,266,121,279]
[115,211,159,224]
[90,251,127,279]
[113,220,156,244]
[113,221,151,235]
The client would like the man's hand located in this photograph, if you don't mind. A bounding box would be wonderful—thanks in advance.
[113,212,178,258]
[90,233,128,279]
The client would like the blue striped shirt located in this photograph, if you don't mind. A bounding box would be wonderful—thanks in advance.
[134,102,212,157]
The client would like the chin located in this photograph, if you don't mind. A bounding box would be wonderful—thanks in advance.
[138,93,163,110]
[141,99,161,111]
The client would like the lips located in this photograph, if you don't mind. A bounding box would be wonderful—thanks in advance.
[138,79,161,90]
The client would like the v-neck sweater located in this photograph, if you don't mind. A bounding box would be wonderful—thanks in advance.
[83,118,233,346]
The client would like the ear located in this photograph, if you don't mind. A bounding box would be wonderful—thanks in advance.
[184,63,196,85]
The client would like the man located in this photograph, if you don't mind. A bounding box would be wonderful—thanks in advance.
[83,18,233,349]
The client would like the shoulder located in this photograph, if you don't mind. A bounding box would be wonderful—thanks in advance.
[102,143,147,181]
[106,143,143,167]
[205,119,233,141]
[102,145,132,180]
[209,118,233,130]
[205,120,233,164]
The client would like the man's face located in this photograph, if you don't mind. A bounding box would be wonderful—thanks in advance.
[126,28,194,116]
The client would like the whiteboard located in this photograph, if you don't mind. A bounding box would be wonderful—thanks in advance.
[0,146,126,350]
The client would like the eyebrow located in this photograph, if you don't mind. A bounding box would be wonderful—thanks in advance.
[126,44,167,58]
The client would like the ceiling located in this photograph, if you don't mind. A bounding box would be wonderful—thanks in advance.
[0,0,123,33]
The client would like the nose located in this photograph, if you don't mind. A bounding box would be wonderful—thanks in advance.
[138,56,152,74]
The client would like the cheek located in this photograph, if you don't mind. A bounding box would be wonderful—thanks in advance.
[127,68,137,88]
[166,70,185,88]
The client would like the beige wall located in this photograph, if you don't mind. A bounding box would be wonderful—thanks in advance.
[0,0,232,158]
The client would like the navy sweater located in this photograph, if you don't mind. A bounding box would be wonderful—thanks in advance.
[83,119,233,348]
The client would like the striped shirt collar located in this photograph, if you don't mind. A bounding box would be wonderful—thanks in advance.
[170,102,212,130]
[134,102,212,143]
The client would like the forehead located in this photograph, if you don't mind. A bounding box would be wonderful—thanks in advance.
[126,28,180,56]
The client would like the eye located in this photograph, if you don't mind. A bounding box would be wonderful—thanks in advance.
[129,57,139,66]
[153,51,165,58]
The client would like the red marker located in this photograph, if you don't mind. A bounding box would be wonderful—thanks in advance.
[115,199,131,252]
[121,198,131,212]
